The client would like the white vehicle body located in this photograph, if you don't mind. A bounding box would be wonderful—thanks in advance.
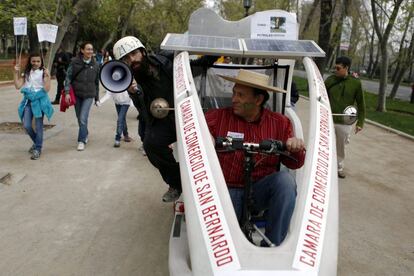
[162,8,338,276]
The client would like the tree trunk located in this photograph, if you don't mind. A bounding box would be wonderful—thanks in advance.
[300,0,320,38]
[411,85,414,104]
[347,12,360,58]
[389,31,414,99]
[376,45,388,112]
[61,21,79,56]
[316,0,334,72]
[370,50,380,79]
[326,0,346,65]
[366,29,375,75]
[371,0,404,112]
[46,0,93,71]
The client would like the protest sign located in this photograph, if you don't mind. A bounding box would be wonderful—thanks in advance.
[36,24,58,43]
[13,17,27,36]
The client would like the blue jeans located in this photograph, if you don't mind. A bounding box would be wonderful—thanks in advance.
[115,104,129,141]
[23,104,44,151]
[74,96,93,143]
[228,171,297,246]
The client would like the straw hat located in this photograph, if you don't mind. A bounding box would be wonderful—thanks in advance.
[218,69,286,94]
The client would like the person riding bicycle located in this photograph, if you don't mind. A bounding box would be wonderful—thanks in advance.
[205,69,306,246]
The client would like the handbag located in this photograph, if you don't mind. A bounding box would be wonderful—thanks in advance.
[59,85,76,112]
[59,65,87,112]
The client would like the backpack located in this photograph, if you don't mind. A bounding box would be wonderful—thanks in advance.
[148,50,174,82]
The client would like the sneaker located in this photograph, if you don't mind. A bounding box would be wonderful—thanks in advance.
[30,149,41,160]
[162,188,181,202]
[28,145,35,154]
[77,142,85,151]
[338,171,346,179]
[114,140,120,148]
[124,136,132,142]
[84,137,89,144]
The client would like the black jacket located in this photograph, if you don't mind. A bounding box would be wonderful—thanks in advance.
[69,56,100,99]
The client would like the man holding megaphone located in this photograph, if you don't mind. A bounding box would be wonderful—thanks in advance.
[102,36,216,202]
[101,36,180,202]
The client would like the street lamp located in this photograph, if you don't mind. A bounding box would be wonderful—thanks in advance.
[243,0,252,17]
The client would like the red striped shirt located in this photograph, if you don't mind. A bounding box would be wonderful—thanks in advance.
[205,107,305,188]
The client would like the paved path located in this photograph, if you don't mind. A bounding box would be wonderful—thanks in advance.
[0,81,413,275]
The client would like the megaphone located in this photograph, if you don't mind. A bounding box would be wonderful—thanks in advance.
[99,60,133,93]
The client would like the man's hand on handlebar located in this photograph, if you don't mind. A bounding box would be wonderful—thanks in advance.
[286,137,305,153]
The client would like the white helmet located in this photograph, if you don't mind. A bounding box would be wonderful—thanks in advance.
[113,36,145,60]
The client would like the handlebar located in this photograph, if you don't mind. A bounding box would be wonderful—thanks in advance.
[215,136,286,154]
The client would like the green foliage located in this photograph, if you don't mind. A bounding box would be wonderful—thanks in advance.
[129,0,204,50]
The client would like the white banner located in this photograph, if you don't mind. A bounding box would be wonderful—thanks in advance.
[177,96,241,272]
[36,24,58,43]
[251,10,298,40]
[340,16,352,51]
[13,17,27,36]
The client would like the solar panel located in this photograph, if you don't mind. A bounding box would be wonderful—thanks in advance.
[242,39,325,58]
[161,33,243,56]
[161,34,325,58]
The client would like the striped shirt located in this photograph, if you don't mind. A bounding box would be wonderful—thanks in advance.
[205,107,305,188]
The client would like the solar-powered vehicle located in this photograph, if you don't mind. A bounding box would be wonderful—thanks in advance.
[158,8,339,276]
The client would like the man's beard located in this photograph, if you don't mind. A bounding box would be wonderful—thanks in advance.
[133,56,151,79]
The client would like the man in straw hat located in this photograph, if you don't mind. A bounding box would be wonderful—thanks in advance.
[205,69,306,246]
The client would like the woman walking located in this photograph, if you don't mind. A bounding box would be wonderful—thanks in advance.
[14,52,53,160]
[64,42,100,151]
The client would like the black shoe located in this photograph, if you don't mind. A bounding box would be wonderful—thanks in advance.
[51,100,60,105]
[162,188,181,202]
[28,145,35,154]
[31,149,41,160]
[338,171,346,179]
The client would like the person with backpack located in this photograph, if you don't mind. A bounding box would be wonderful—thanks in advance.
[325,56,365,179]
[112,36,215,202]
[64,42,100,151]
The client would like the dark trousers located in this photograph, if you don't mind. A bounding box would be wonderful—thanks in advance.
[54,74,65,102]
[143,116,181,191]
[138,116,146,142]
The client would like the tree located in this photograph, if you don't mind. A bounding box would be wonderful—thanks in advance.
[315,0,334,71]
[300,0,320,39]
[371,0,404,112]
[389,28,414,99]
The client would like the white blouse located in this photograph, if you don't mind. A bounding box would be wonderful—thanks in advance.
[23,69,44,91]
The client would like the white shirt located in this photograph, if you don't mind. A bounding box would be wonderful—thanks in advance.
[23,69,44,91]
[98,90,132,106]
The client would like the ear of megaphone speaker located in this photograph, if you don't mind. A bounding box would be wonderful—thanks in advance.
[99,60,133,93]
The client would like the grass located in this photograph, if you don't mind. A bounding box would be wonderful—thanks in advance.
[0,67,13,81]
[293,76,414,136]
